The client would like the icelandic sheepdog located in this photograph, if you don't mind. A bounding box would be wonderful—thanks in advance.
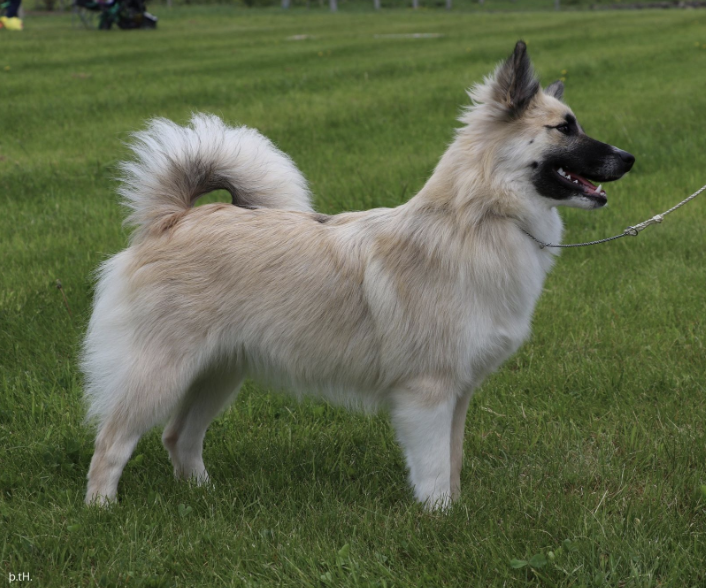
[82,41,634,509]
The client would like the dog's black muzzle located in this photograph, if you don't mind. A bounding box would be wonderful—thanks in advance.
[587,140,635,182]
[534,136,635,206]
[566,136,634,182]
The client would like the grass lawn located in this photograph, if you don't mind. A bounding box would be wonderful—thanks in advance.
[2,6,706,587]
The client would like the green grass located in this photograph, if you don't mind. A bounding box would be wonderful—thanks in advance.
[2,7,706,587]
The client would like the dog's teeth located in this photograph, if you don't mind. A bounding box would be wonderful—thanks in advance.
[595,184,602,193]
[573,180,579,184]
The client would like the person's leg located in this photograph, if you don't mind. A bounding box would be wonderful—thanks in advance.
[5,0,21,18]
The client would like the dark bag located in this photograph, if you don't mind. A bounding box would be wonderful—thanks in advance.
[117,0,157,29]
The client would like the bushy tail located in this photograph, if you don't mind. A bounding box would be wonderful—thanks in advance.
[119,113,313,242]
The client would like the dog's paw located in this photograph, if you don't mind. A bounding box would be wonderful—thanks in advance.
[85,491,116,508]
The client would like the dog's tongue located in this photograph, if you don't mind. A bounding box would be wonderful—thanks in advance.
[558,167,604,196]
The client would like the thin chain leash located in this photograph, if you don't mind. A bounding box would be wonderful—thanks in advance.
[523,183,706,249]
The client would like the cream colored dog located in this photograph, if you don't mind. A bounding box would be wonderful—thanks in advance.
[83,41,634,509]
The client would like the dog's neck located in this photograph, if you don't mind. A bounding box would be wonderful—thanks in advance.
[406,141,562,249]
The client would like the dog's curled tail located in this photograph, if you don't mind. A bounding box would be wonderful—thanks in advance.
[119,113,313,242]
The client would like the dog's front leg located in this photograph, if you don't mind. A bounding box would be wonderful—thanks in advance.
[390,383,456,510]
[450,389,473,500]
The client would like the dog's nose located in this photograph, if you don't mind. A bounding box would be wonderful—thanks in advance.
[615,148,635,170]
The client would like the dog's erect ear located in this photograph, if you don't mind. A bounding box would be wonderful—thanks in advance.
[545,80,564,101]
[492,41,540,117]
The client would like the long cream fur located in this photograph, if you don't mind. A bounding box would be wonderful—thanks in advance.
[83,46,583,509]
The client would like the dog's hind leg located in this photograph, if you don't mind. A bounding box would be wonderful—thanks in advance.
[450,389,473,500]
[84,355,195,506]
[85,387,182,506]
[390,382,456,510]
[162,366,244,485]
[85,414,144,506]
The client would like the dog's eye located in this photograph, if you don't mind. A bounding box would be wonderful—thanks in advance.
[556,124,570,135]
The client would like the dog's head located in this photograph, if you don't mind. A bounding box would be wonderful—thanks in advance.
[464,41,634,210]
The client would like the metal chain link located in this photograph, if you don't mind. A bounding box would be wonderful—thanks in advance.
[523,183,706,249]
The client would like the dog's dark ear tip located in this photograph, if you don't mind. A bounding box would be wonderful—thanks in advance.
[490,39,538,117]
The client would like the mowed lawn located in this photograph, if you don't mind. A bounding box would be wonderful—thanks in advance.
[2,7,706,587]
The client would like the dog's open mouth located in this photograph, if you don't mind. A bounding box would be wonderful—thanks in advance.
[555,167,607,205]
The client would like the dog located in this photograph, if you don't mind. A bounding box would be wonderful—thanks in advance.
[82,41,634,509]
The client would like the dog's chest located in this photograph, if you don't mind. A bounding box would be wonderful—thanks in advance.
[445,244,553,384]
[366,244,551,388]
